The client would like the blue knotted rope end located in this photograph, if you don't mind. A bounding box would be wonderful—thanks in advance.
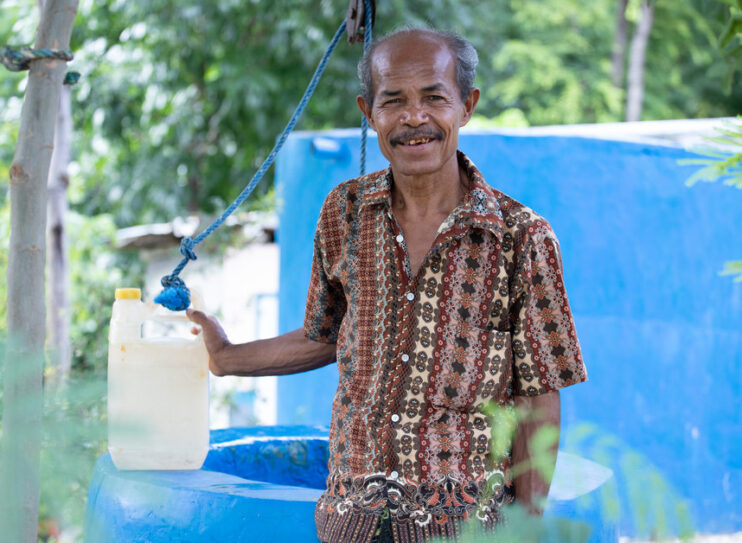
[155,276,191,311]
[154,287,190,311]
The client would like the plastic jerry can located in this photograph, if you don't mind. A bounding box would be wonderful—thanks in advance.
[107,287,209,470]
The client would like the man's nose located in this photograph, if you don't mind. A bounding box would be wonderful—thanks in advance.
[400,103,428,125]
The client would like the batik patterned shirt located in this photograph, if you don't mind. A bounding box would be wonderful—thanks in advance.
[305,151,587,543]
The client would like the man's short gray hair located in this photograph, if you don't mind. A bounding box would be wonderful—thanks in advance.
[357,27,479,107]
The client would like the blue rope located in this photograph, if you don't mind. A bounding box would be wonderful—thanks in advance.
[156,20,350,310]
[0,45,80,85]
[359,0,373,176]
[158,3,375,311]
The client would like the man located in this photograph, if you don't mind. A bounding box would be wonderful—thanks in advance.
[188,27,587,543]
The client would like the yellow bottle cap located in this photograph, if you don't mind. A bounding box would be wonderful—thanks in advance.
[115,288,141,300]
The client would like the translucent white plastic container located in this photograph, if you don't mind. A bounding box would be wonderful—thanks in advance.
[107,288,209,470]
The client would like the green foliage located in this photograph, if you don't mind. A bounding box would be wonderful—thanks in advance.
[683,118,742,189]
[460,503,592,543]
[0,206,136,534]
[39,376,107,532]
[66,212,145,373]
[680,4,742,283]
[564,424,695,541]
[476,410,696,542]
[721,260,742,281]
[485,401,560,484]
[717,0,742,90]
[469,109,530,129]
[485,402,518,462]
[643,1,742,120]
[0,0,35,203]
[521,425,560,480]
[64,0,514,228]
[683,119,742,281]
[0,340,107,537]
[483,0,741,125]
[0,207,143,375]
[6,0,738,232]
[483,0,623,125]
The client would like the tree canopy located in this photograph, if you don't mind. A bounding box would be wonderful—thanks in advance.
[3,0,736,230]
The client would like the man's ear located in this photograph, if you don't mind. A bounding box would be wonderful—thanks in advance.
[460,87,480,127]
[357,96,376,130]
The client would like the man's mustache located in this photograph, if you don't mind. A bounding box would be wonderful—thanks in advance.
[390,129,443,145]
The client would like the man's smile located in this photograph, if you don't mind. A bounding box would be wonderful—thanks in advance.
[390,129,444,147]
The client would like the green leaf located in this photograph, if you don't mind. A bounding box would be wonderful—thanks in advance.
[719,14,742,48]
[720,260,742,281]
[683,119,742,188]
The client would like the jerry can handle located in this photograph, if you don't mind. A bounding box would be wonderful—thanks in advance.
[144,290,206,323]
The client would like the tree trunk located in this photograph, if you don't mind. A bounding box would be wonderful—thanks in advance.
[626,0,655,122]
[47,85,72,385]
[0,1,78,541]
[611,0,629,88]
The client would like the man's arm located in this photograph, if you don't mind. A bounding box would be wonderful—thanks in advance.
[511,390,561,514]
[186,309,337,377]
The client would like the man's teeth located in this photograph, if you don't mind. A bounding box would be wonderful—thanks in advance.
[406,138,431,145]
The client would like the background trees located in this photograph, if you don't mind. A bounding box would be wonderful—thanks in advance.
[3,0,738,232]
[61,0,742,228]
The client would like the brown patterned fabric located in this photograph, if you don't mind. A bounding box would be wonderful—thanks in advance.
[305,151,587,543]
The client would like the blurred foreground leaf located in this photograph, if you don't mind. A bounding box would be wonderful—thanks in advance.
[682,118,742,189]
[683,117,742,283]
[720,260,742,281]
[40,375,107,530]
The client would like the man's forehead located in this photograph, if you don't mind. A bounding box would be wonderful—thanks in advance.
[371,35,456,88]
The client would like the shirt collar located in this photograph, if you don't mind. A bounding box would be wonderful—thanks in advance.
[359,151,505,240]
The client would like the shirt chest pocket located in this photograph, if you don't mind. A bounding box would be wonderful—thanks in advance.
[428,328,513,411]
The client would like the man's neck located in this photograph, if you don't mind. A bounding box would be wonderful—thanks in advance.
[390,155,468,219]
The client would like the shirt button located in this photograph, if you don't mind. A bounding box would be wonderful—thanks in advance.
[391,414,400,423]
[401,354,410,362]
[396,234,404,243]
[390,471,399,480]
[406,292,414,301]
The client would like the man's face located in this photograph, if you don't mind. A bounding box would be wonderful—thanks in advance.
[358,33,479,179]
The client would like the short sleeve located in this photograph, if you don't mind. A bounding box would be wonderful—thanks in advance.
[303,196,347,344]
[510,221,587,396]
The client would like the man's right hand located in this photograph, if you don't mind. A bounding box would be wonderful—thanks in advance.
[186,309,231,376]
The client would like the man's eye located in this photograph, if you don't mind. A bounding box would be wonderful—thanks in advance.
[384,98,401,105]
[428,95,444,101]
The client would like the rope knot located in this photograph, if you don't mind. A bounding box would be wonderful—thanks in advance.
[154,275,191,311]
[179,237,198,261]
[1,45,80,85]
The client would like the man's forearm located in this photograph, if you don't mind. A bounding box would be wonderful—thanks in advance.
[214,328,337,377]
[511,390,561,514]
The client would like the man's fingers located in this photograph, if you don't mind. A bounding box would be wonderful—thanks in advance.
[186,308,206,324]
[186,309,207,335]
